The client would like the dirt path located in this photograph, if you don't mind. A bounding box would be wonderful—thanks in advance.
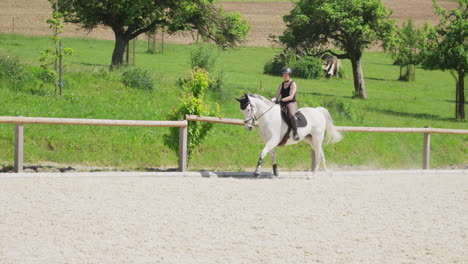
[1,172,466,263]
[0,0,459,47]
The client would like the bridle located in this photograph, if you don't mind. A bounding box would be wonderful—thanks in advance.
[243,101,276,126]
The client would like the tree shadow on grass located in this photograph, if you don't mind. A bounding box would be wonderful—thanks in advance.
[365,77,399,82]
[368,107,458,122]
[444,100,468,105]
[77,62,108,67]
[297,91,354,99]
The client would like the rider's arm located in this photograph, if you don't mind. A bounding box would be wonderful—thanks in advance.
[271,84,282,102]
[281,82,296,102]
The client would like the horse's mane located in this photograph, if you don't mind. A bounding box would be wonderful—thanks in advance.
[249,94,275,107]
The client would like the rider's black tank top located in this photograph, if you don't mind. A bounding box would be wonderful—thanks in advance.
[281,81,296,103]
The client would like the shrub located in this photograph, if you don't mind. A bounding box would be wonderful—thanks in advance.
[164,68,220,159]
[263,50,296,76]
[291,56,322,79]
[93,67,111,80]
[182,67,210,97]
[0,54,29,90]
[36,66,56,84]
[190,44,217,72]
[322,97,364,122]
[208,70,224,94]
[121,67,154,90]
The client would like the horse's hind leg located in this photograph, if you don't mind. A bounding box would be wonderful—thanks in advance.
[313,139,328,173]
[270,149,279,177]
[320,148,328,172]
[304,135,323,173]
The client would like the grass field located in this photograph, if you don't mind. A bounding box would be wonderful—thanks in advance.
[0,33,466,171]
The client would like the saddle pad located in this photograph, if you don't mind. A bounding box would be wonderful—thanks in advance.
[278,109,308,147]
[295,111,307,127]
[281,108,308,128]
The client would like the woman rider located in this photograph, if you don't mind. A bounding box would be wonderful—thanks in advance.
[271,68,299,141]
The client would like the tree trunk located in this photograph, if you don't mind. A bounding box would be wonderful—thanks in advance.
[408,64,415,82]
[350,56,368,99]
[456,69,465,120]
[111,31,129,68]
[399,64,416,82]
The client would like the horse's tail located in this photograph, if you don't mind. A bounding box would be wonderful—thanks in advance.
[317,107,343,144]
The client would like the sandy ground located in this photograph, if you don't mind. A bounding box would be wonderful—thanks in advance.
[0,0,459,47]
[0,172,467,264]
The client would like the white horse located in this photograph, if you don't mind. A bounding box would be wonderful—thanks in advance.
[236,93,342,177]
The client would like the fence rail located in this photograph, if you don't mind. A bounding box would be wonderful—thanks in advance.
[0,116,186,127]
[0,116,188,173]
[186,115,468,170]
[2,115,467,173]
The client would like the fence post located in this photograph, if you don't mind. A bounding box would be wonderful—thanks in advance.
[423,126,430,170]
[14,123,24,173]
[178,125,188,172]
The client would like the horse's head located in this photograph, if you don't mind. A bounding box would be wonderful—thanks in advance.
[235,93,256,131]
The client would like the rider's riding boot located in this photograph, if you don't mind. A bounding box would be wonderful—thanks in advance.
[290,116,300,141]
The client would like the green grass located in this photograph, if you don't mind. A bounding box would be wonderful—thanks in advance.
[217,0,458,2]
[217,0,290,2]
[0,33,466,171]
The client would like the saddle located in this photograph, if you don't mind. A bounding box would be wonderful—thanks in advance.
[278,105,308,147]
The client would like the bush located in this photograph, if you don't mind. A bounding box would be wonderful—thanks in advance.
[291,56,322,79]
[263,50,296,76]
[93,67,111,80]
[190,44,217,72]
[208,70,224,94]
[264,52,322,79]
[0,54,29,90]
[121,67,154,90]
[322,97,365,122]
[36,67,56,84]
[164,68,220,159]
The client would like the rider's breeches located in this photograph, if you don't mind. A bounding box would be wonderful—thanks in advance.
[286,102,298,118]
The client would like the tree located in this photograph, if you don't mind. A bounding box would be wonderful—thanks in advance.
[39,10,73,95]
[277,0,396,99]
[389,18,424,82]
[420,0,467,120]
[164,68,220,159]
[52,0,250,68]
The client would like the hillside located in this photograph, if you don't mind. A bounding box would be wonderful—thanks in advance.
[0,0,459,47]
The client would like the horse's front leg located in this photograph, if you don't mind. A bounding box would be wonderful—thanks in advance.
[270,149,278,177]
[254,141,277,177]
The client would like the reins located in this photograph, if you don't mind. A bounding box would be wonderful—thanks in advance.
[256,103,276,120]
[244,102,277,125]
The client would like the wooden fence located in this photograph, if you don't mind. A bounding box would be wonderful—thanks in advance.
[186,115,468,170]
[0,116,188,173]
[1,115,467,173]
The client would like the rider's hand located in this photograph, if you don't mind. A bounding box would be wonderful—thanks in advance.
[271,97,276,102]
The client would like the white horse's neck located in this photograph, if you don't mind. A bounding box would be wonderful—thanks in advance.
[249,97,277,123]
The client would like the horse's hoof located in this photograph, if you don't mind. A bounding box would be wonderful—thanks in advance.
[273,164,279,177]
[253,171,261,177]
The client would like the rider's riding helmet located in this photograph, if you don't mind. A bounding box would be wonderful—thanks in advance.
[281,67,292,75]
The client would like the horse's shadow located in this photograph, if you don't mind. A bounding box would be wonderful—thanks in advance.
[200,171,276,179]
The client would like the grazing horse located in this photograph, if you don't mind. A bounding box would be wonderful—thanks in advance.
[236,93,342,177]
[322,54,341,77]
